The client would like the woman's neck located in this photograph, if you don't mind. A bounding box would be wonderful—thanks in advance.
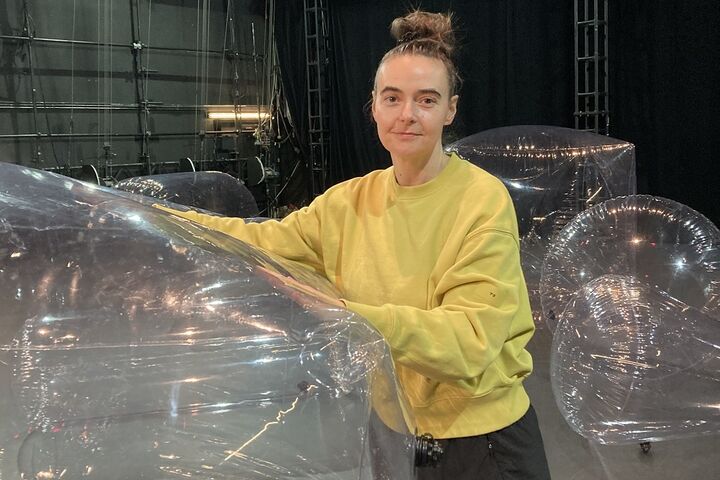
[392,145,449,186]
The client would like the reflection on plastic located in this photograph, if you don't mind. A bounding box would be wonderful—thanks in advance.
[545,195,720,445]
[447,126,636,325]
[447,126,635,240]
[0,163,415,479]
[541,195,720,331]
[551,274,720,444]
[115,171,260,217]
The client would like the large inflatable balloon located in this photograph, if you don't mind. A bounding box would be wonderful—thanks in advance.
[0,163,415,479]
[115,171,259,217]
[544,195,720,444]
[448,125,636,327]
[551,274,720,444]
[447,125,635,240]
[541,195,720,331]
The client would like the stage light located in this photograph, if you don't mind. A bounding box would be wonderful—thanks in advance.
[206,105,270,122]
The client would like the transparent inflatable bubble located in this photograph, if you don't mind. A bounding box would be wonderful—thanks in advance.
[551,274,720,444]
[447,125,635,240]
[541,195,720,331]
[519,231,546,325]
[447,126,636,327]
[115,171,259,217]
[0,163,415,479]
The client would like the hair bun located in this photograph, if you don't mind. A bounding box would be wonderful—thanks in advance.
[390,10,456,55]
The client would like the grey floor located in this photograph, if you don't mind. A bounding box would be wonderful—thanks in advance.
[525,325,720,480]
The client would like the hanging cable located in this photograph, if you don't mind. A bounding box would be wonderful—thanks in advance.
[217,2,231,106]
[19,3,62,168]
[96,0,101,166]
[251,21,261,133]
[204,0,211,145]
[20,0,41,165]
[130,0,147,175]
[102,0,111,168]
[193,0,201,162]
[227,0,243,167]
[67,0,77,166]
[197,0,210,165]
[108,0,114,176]
[202,0,209,165]
[110,0,113,156]
[143,0,153,173]
[192,0,211,165]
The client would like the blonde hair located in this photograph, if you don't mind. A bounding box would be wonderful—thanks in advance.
[375,10,461,96]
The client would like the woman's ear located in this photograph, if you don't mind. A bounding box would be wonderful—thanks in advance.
[445,95,459,125]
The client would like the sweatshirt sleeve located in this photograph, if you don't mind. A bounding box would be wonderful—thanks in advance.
[343,228,528,383]
[155,203,326,273]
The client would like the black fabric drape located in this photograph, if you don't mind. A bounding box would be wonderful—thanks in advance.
[610,1,720,225]
[279,0,574,198]
[274,0,311,205]
[278,1,719,225]
[327,0,574,181]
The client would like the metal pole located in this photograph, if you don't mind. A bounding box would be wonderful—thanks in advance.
[44,161,179,170]
[573,0,579,130]
[129,0,152,174]
[21,0,41,165]
[231,4,243,177]
[0,102,243,111]
[593,0,600,133]
[0,34,256,58]
[583,0,591,131]
[129,0,145,167]
[604,0,610,134]
[0,131,247,140]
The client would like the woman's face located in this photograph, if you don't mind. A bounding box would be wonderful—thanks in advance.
[372,54,458,162]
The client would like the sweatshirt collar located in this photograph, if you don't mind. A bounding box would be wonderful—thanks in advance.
[389,153,461,200]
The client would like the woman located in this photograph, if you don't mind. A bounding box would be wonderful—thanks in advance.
[160,10,550,480]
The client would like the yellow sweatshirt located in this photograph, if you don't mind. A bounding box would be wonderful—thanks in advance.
[160,153,534,438]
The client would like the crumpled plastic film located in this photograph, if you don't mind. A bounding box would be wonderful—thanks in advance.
[0,164,415,479]
[115,171,260,217]
[541,195,720,331]
[447,126,636,325]
[551,274,720,444]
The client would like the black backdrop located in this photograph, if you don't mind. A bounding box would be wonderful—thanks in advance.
[277,1,719,225]
[609,2,720,226]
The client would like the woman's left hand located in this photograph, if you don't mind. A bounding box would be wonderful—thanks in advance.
[255,266,345,309]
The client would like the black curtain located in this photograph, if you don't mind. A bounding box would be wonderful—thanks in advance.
[278,1,719,225]
[327,0,574,180]
[275,0,311,205]
[277,0,574,190]
[610,1,720,225]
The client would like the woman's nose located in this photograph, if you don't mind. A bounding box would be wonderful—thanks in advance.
[398,101,417,122]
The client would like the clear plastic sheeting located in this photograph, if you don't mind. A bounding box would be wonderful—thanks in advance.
[541,195,720,332]
[447,125,635,240]
[551,274,720,444]
[114,171,260,217]
[0,163,415,479]
[543,194,720,446]
[447,126,636,325]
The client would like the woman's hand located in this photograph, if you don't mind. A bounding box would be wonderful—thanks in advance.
[255,266,345,309]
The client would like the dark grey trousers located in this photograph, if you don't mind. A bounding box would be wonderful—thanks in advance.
[371,404,551,480]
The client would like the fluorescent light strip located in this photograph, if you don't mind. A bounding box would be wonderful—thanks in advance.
[207,112,270,121]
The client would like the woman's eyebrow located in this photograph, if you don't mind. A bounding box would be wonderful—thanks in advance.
[379,86,402,94]
[379,86,443,97]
